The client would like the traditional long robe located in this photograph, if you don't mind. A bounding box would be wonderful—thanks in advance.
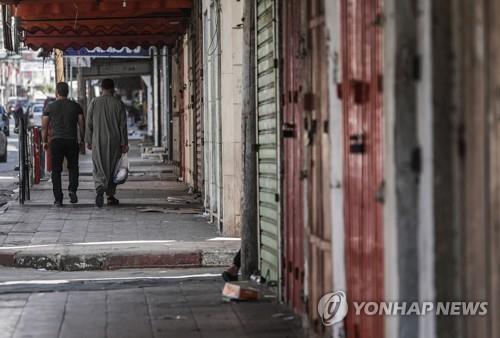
[85,94,128,195]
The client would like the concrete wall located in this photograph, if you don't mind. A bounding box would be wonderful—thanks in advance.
[416,0,436,337]
[183,34,194,186]
[219,0,243,237]
[383,1,420,337]
[202,0,223,229]
[201,0,243,236]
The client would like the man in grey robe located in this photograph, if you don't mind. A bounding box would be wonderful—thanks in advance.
[85,79,129,207]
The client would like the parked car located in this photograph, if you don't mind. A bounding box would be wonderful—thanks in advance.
[0,105,9,136]
[0,130,6,163]
[27,103,44,127]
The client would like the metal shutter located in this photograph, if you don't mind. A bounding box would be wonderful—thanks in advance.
[256,0,281,289]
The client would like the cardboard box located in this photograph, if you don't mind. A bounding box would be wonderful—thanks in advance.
[222,282,260,301]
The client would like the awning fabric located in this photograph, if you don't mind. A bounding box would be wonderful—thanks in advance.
[0,0,192,50]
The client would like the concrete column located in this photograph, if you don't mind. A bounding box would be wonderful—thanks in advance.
[152,47,161,147]
[219,0,243,236]
[240,0,258,279]
[54,49,65,83]
[161,46,171,158]
[325,2,346,338]
[383,1,419,337]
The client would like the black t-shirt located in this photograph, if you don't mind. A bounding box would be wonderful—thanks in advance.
[43,99,83,140]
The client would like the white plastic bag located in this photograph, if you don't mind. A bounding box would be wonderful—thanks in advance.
[113,153,129,185]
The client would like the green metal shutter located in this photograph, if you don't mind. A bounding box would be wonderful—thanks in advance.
[256,0,280,289]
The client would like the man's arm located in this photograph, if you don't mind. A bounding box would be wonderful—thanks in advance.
[41,105,51,150]
[85,100,94,150]
[78,114,85,144]
[119,103,129,153]
[76,103,85,144]
[41,116,50,150]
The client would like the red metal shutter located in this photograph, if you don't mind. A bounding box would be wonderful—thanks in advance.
[305,0,333,331]
[191,0,204,194]
[178,43,186,180]
[340,0,384,337]
[281,0,305,314]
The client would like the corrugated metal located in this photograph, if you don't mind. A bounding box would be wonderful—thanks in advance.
[192,0,204,194]
[256,0,281,289]
[171,45,181,171]
[304,0,332,331]
[340,0,384,337]
[281,0,305,313]
[178,43,186,179]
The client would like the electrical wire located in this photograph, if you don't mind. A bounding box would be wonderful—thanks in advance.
[206,0,221,56]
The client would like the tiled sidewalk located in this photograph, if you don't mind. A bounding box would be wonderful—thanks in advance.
[0,274,303,338]
[0,142,238,270]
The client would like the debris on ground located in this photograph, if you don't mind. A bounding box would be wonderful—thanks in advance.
[137,207,201,214]
[222,281,260,301]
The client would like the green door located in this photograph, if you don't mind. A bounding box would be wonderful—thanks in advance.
[256,0,281,290]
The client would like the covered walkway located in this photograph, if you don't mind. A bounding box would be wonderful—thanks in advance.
[0,140,238,270]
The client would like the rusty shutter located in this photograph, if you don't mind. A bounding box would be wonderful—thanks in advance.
[178,43,186,180]
[281,0,305,313]
[304,0,333,330]
[193,0,204,194]
[256,0,281,289]
[340,0,384,337]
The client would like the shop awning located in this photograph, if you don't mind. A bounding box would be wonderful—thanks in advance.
[1,0,192,50]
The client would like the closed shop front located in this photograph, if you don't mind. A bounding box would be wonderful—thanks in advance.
[256,0,281,290]
[281,0,305,313]
[340,0,384,336]
[303,0,332,330]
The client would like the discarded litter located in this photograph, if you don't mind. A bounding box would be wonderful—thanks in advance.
[272,313,285,318]
[137,207,201,215]
[283,316,295,321]
[222,282,260,301]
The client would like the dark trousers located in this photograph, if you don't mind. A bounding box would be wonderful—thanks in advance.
[51,138,79,202]
[233,249,241,269]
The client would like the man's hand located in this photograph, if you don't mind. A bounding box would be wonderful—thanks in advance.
[121,144,129,154]
[43,143,49,151]
[87,143,92,150]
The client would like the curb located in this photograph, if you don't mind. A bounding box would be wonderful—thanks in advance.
[0,245,237,271]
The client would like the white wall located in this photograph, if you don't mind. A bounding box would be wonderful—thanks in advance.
[201,0,243,236]
[219,0,243,236]
[325,0,346,337]
[382,1,400,337]
[141,75,154,137]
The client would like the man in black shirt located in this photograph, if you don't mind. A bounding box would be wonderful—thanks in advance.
[42,82,85,206]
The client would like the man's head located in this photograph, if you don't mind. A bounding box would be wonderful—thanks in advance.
[101,79,115,94]
[56,82,69,99]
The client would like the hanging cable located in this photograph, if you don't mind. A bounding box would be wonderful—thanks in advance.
[207,0,221,56]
